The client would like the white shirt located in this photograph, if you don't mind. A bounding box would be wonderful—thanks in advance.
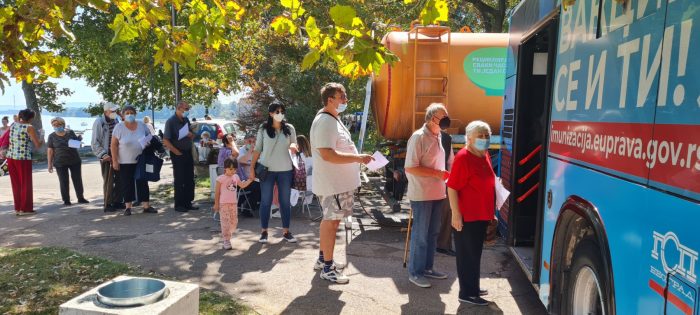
[310,112,359,196]
[112,122,149,164]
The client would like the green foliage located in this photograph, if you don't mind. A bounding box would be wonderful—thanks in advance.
[34,82,74,113]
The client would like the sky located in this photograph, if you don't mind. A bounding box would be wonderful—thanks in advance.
[0,76,244,108]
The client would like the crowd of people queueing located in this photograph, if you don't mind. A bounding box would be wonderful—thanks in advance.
[1,82,500,307]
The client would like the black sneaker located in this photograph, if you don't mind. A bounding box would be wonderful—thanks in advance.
[258,231,268,243]
[174,206,189,212]
[77,198,90,204]
[143,207,157,214]
[185,204,200,211]
[282,232,297,243]
[63,201,72,206]
[479,289,488,296]
[458,296,489,306]
[123,208,132,216]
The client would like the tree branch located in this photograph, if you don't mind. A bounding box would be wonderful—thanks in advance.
[464,0,499,18]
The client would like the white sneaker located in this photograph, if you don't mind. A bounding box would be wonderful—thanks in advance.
[320,269,349,284]
[313,259,346,270]
[271,209,281,218]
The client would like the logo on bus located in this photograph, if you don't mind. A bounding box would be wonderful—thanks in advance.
[651,231,698,284]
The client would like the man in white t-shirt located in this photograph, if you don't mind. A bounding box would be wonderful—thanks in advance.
[310,82,373,284]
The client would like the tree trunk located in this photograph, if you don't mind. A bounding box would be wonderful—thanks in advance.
[22,80,46,153]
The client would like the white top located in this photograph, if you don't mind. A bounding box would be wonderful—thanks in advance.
[112,121,149,164]
[310,112,359,196]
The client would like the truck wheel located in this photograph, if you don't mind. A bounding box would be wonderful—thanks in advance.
[567,240,609,315]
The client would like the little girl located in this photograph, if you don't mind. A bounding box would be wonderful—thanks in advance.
[214,158,254,249]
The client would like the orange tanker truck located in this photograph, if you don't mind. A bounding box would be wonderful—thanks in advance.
[371,26,508,204]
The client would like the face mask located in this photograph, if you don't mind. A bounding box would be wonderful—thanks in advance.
[54,126,65,133]
[108,112,117,120]
[474,138,489,151]
[438,116,451,130]
[273,113,285,122]
[337,103,348,113]
[125,114,136,123]
[182,111,190,118]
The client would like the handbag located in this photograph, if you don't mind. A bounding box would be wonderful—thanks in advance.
[135,152,164,182]
[253,127,282,181]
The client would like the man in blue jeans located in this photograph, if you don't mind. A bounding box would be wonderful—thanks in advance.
[405,103,454,288]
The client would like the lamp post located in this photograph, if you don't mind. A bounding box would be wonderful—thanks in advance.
[171,3,181,105]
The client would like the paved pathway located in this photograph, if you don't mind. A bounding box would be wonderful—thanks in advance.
[0,158,546,314]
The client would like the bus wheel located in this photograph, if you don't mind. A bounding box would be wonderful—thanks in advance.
[567,240,607,315]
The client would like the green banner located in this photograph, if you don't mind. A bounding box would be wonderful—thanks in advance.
[463,47,507,96]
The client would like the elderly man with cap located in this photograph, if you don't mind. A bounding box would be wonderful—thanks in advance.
[92,102,124,212]
[235,131,259,217]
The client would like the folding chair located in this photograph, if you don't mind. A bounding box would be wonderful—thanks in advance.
[238,188,256,216]
[298,190,322,221]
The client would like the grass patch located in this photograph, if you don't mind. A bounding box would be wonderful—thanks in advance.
[0,247,253,315]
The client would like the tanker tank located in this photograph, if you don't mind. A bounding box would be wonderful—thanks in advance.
[372,28,508,142]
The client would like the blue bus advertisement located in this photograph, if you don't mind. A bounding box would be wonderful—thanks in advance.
[499,0,699,314]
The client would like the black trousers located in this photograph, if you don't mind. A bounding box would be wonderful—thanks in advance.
[119,163,150,204]
[56,163,85,203]
[171,150,194,207]
[453,220,489,298]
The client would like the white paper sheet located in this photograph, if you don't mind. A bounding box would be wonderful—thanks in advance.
[139,134,153,149]
[290,188,300,206]
[495,177,510,210]
[145,164,154,173]
[365,151,389,171]
[178,124,189,140]
[68,139,81,149]
[290,150,299,169]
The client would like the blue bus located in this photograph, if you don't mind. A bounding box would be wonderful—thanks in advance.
[499,0,699,313]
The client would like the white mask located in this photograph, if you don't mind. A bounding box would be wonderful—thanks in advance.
[337,103,348,113]
[273,113,285,122]
[108,112,117,120]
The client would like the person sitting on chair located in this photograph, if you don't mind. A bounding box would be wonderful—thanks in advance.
[235,132,259,217]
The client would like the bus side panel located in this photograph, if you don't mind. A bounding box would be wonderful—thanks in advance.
[648,0,700,201]
[498,76,516,238]
[541,158,700,314]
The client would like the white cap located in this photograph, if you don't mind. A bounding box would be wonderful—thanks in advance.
[103,102,119,111]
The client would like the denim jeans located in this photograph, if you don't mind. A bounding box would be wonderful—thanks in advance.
[408,199,445,277]
[259,170,293,229]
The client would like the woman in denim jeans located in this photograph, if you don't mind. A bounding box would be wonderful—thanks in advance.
[250,103,298,244]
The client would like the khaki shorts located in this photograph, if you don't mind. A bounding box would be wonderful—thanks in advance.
[319,191,355,221]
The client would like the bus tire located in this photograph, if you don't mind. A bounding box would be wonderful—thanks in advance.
[565,240,610,315]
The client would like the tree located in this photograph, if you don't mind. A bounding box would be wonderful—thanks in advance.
[459,0,519,32]
[54,6,247,113]
[0,0,451,92]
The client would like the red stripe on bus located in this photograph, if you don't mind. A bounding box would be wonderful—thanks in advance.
[648,279,693,315]
[519,145,542,166]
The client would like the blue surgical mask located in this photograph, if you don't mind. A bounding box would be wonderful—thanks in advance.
[125,114,136,123]
[474,138,489,151]
[182,111,190,118]
[54,126,65,133]
[337,103,348,113]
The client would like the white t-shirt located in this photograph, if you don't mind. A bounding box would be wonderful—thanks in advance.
[310,112,359,196]
[112,122,149,164]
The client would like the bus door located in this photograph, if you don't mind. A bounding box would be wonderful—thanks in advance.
[501,11,559,282]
